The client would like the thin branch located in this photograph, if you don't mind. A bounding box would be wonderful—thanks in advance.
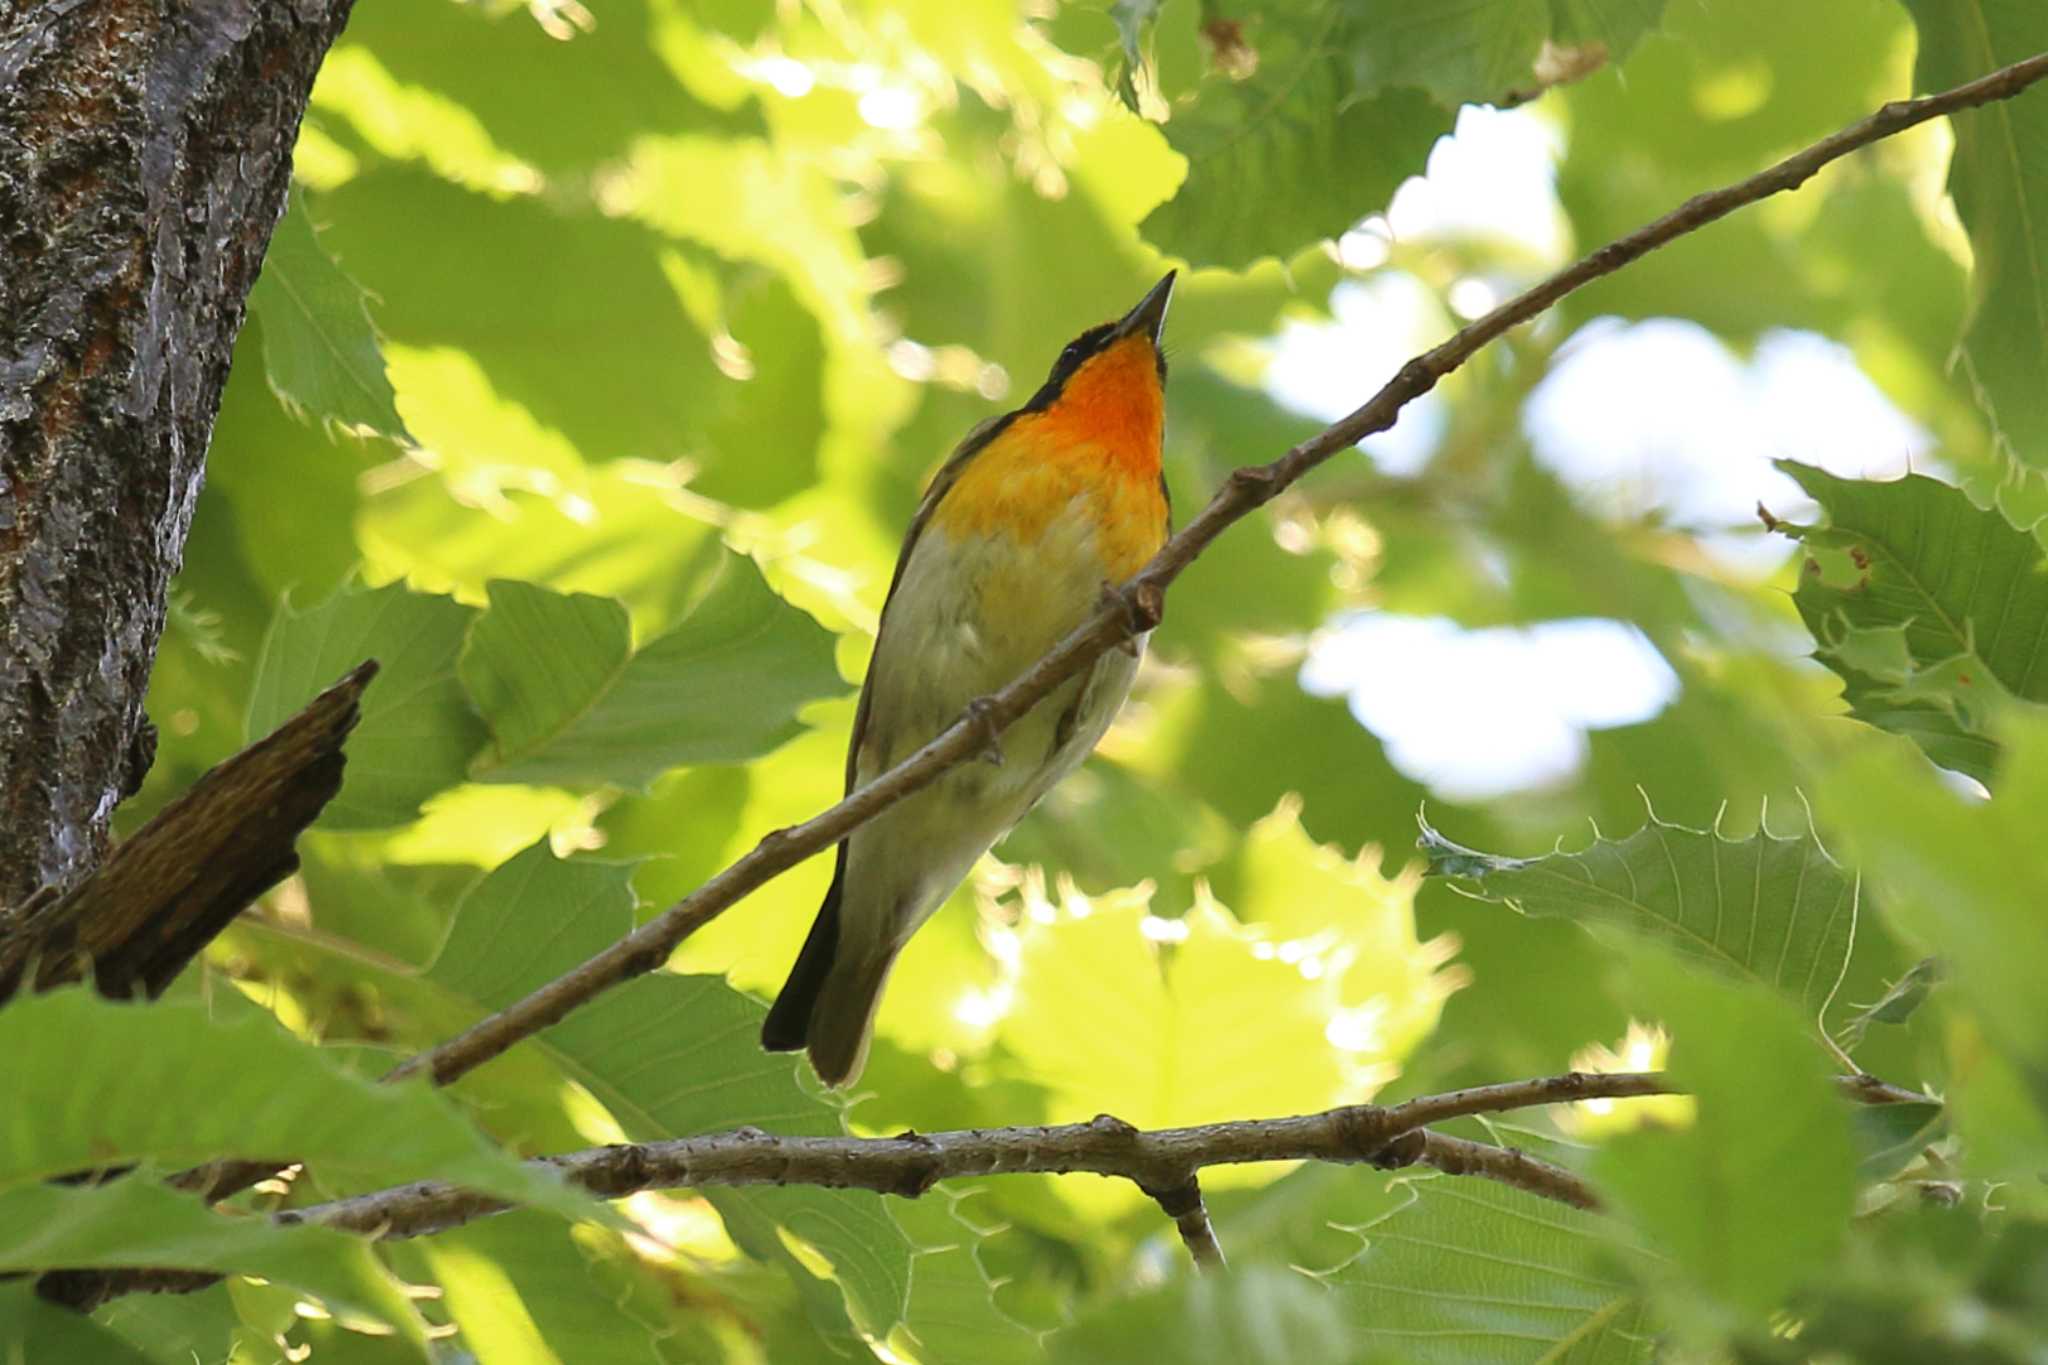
[1404,1131,1601,1211]
[381,48,2048,1097]
[1145,1180,1228,1271]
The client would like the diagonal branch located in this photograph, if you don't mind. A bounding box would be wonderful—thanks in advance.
[381,48,2048,1096]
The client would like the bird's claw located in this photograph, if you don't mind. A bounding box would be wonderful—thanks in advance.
[1100,582,1145,658]
[965,697,1004,766]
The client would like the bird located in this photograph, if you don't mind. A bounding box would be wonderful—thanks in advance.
[761,272,1177,1087]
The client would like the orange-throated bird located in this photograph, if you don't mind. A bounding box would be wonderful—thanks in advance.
[762,273,1176,1087]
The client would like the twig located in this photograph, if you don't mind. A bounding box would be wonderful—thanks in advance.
[1144,1181,1227,1270]
[381,49,2048,1096]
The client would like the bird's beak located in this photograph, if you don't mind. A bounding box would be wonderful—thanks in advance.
[1114,270,1176,347]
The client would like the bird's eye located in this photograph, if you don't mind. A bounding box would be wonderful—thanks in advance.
[1060,342,1084,365]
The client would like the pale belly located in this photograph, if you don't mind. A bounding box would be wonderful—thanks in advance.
[840,498,1146,950]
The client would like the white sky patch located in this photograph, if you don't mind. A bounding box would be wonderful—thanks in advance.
[1387,104,1569,261]
[1300,614,1681,800]
[1524,319,1934,573]
[1263,273,1448,474]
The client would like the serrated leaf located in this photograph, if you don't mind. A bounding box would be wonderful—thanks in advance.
[247,190,409,443]
[459,565,846,790]
[1595,948,1858,1315]
[0,1181,418,1338]
[1777,462,2048,783]
[1323,1179,1652,1364]
[246,581,487,828]
[1419,811,1858,1023]
[1142,1,1451,267]
[1902,0,2048,466]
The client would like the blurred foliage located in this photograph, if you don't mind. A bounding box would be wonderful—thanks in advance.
[6,0,2048,1359]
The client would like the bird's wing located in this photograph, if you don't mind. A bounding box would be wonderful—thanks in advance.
[841,411,1020,795]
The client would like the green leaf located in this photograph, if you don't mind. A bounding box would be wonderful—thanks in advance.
[1835,957,1945,1053]
[1902,0,2048,466]
[1323,1179,1652,1363]
[0,990,583,1219]
[1594,948,1859,1316]
[1809,711,2048,1098]
[0,1181,418,1338]
[460,565,846,790]
[1420,810,1859,1024]
[392,1211,731,1365]
[996,880,1448,1143]
[0,1279,161,1365]
[1141,1,1452,267]
[405,843,923,1346]
[246,190,409,443]
[1347,0,1671,109]
[1054,1266,1354,1365]
[246,581,487,828]
[1777,462,2048,783]
[890,1196,1047,1365]
[1849,1099,1946,1182]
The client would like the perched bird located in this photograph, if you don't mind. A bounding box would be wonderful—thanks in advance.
[762,273,1176,1087]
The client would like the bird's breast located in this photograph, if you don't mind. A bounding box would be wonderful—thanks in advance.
[928,419,1167,585]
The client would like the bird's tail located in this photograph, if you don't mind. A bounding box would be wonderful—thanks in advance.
[760,862,842,1054]
[803,943,898,1088]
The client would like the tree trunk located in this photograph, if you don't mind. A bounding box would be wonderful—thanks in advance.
[0,0,356,910]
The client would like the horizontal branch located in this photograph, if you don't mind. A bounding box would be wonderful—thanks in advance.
[380,48,2048,1097]
[279,1069,1919,1245]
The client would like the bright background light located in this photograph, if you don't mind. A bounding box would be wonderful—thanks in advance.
[1267,106,1931,801]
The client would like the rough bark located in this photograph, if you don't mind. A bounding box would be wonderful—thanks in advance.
[0,0,358,911]
[0,660,376,1003]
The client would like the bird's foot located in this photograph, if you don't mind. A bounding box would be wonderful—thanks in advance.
[1099,581,1149,658]
[964,696,1004,766]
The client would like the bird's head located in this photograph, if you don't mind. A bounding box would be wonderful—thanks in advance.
[1016,271,1175,460]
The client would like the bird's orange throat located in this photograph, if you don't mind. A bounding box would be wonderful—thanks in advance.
[1028,333,1165,478]
[931,334,1168,580]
